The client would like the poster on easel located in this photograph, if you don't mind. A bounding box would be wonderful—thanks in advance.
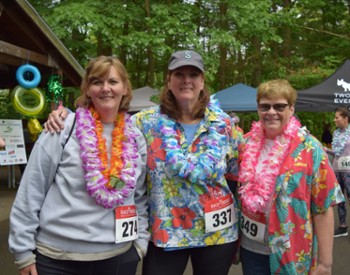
[0,119,27,166]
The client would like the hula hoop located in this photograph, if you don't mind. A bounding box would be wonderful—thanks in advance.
[16,64,41,89]
[10,86,46,117]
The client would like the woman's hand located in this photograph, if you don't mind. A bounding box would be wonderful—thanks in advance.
[310,263,331,275]
[19,263,38,275]
[44,106,69,134]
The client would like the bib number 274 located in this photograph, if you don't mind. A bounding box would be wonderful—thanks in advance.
[122,220,138,238]
[115,205,138,243]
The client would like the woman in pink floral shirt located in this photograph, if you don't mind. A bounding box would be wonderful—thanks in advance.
[238,79,344,275]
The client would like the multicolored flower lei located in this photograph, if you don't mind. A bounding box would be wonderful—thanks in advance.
[238,116,300,213]
[332,126,350,156]
[75,107,139,208]
[158,99,227,183]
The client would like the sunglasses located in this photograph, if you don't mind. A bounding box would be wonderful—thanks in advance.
[258,103,289,112]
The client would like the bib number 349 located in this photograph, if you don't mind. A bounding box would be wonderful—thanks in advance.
[204,194,235,233]
[115,205,138,243]
[240,206,266,243]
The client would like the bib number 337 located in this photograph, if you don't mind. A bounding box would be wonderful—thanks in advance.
[204,194,236,233]
[115,205,138,243]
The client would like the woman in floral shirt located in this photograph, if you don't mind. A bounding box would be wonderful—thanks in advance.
[132,50,241,275]
[238,79,344,275]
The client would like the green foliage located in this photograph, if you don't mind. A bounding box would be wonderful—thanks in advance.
[18,0,350,122]
[237,112,259,133]
[296,111,335,143]
[0,90,17,119]
[288,66,335,90]
[150,95,160,104]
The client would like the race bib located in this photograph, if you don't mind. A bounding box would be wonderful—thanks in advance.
[241,206,266,243]
[204,194,236,233]
[338,156,350,170]
[115,205,138,243]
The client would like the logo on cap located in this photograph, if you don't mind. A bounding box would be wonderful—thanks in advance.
[185,51,192,59]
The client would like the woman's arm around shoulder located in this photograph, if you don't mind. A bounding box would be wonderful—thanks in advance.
[44,106,70,133]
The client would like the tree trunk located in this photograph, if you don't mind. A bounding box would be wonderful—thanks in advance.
[145,0,154,87]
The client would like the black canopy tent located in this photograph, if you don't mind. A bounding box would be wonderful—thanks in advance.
[296,59,350,112]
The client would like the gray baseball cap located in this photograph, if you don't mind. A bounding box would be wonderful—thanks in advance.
[168,50,204,72]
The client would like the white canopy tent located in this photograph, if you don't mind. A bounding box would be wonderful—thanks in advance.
[129,86,159,112]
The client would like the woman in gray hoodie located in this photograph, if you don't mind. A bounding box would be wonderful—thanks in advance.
[9,56,149,275]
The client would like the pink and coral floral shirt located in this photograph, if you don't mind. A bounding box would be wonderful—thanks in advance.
[240,127,344,274]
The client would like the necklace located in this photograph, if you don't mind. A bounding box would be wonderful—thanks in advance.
[76,107,139,208]
[332,126,350,156]
[238,116,300,213]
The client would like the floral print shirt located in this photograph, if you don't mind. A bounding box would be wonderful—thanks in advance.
[241,127,344,274]
[132,103,241,249]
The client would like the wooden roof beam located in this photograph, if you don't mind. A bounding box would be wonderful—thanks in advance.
[0,40,58,68]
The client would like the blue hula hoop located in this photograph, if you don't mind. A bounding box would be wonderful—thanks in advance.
[16,64,41,89]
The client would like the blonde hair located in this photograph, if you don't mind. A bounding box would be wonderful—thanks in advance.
[257,79,297,105]
[75,56,132,112]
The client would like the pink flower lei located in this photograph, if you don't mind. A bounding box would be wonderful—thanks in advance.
[75,107,139,208]
[238,116,300,213]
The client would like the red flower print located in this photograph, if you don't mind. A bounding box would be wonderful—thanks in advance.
[171,207,196,229]
[147,137,166,170]
[191,138,200,153]
[152,216,169,244]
